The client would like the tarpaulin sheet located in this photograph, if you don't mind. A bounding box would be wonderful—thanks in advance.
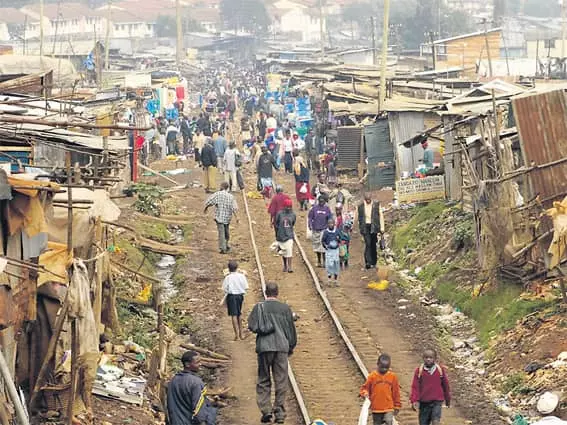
[48,189,120,250]
[38,242,73,286]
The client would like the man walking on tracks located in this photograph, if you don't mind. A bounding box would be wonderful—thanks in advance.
[204,182,238,254]
[357,193,385,270]
[268,186,291,232]
[200,138,217,193]
[248,282,297,424]
[275,198,296,273]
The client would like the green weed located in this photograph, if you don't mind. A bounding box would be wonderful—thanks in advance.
[392,201,446,253]
[501,372,526,394]
[136,222,171,243]
[435,282,556,346]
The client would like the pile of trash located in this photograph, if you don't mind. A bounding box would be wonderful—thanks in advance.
[94,340,149,406]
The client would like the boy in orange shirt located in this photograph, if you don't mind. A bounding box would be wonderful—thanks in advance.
[360,353,401,425]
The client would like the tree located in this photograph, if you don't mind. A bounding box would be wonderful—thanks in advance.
[341,1,374,38]
[155,15,176,38]
[220,0,271,34]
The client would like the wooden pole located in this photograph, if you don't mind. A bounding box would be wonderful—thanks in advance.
[319,0,325,58]
[379,0,390,111]
[562,0,566,60]
[0,115,151,131]
[0,351,29,425]
[104,0,112,71]
[65,151,78,425]
[371,16,377,66]
[483,19,493,78]
[137,162,180,185]
[29,302,70,409]
[176,0,183,66]
[39,0,44,57]
[429,31,437,71]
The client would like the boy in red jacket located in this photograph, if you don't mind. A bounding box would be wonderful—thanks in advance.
[410,349,451,425]
[360,353,401,425]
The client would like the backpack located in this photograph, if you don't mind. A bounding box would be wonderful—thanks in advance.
[235,152,242,168]
[418,364,443,381]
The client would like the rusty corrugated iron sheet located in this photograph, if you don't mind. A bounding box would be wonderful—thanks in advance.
[512,89,567,203]
[337,126,363,169]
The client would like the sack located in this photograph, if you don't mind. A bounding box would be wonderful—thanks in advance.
[379,234,386,251]
[193,400,217,425]
[235,152,243,167]
[257,302,275,336]
[236,170,245,190]
[299,183,308,194]
[306,221,312,240]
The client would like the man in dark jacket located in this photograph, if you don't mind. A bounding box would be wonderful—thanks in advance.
[257,145,278,198]
[180,115,192,154]
[167,351,217,425]
[248,282,297,424]
[200,139,217,193]
[357,193,385,269]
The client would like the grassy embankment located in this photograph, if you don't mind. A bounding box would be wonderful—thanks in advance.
[112,221,195,351]
[391,201,557,346]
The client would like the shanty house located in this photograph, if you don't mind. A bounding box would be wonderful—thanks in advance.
[0,8,28,42]
[421,28,502,75]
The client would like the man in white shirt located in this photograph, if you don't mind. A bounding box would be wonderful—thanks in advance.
[266,113,277,133]
[222,260,249,340]
[282,129,294,174]
[223,141,240,192]
[532,392,567,425]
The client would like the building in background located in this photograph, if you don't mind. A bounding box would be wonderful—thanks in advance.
[421,28,502,74]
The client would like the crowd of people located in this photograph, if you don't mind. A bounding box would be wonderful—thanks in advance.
[160,64,566,425]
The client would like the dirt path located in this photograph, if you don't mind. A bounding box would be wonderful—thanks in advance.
[161,162,300,425]
[250,168,506,425]
[241,168,365,424]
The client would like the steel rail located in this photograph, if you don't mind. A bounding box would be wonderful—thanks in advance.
[240,190,312,425]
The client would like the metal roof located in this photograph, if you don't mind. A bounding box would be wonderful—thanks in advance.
[430,28,502,45]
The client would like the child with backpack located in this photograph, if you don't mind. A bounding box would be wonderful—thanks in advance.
[338,221,351,270]
[410,348,451,425]
[360,353,401,425]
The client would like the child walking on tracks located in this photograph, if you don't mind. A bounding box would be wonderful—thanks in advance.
[360,353,401,425]
[410,348,451,425]
[321,217,341,286]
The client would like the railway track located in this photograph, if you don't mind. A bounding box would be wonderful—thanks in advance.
[241,182,374,425]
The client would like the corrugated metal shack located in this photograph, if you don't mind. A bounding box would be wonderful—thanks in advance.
[512,88,567,204]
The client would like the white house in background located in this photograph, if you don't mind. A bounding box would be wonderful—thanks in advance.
[272,0,325,44]
[191,7,221,34]
[107,10,155,38]
[96,3,158,38]
[21,3,107,39]
[0,8,29,41]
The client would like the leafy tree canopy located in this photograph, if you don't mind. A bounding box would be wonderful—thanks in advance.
[220,0,270,34]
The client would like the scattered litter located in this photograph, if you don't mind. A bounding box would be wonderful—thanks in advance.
[397,298,409,304]
[414,266,422,275]
[367,280,389,291]
[246,191,263,199]
[163,168,190,176]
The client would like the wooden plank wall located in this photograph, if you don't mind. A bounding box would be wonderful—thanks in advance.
[437,32,501,75]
